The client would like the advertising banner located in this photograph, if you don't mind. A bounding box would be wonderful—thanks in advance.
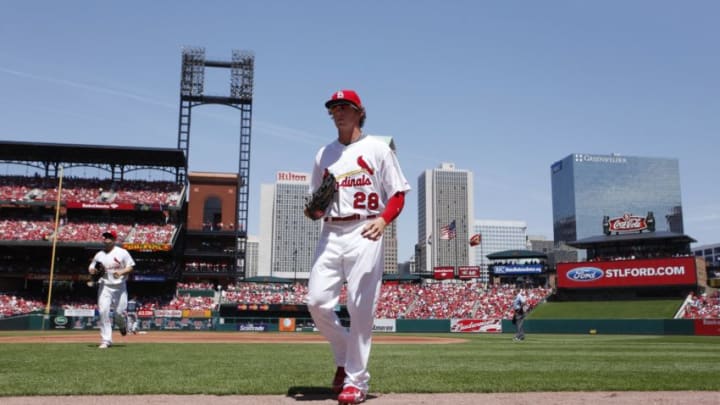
[65,201,136,210]
[123,242,172,252]
[492,264,543,275]
[433,266,455,280]
[137,309,154,318]
[55,316,98,330]
[694,319,720,336]
[372,318,397,332]
[145,317,214,330]
[557,257,697,288]
[154,309,183,318]
[458,266,481,279]
[279,317,296,332]
[182,309,212,318]
[450,319,501,333]
[132,274,167,282]
[63,308,95,317]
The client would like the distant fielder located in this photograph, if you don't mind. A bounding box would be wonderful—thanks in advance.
[305,89,410,404]
[89,230,135,348]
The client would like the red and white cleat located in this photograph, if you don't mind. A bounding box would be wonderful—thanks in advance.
[337,385,366,404]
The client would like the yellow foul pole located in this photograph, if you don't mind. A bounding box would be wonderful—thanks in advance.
[43,166,64,330]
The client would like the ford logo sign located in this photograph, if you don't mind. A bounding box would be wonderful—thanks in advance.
[54,316,68,326]
[567,267,603,281]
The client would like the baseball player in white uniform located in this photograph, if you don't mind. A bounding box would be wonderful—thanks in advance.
[89,230,135,349]
[305,89,410,404]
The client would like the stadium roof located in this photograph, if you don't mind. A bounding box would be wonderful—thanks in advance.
[567,231,696,249]
[0,140,186,167]
[486,249,548,260]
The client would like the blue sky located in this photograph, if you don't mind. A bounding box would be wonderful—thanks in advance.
[1,1,718,261]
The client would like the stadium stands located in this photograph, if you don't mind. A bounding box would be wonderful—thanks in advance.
[681,291,720,319]
[0,176,183,207]
[3,280,719,321]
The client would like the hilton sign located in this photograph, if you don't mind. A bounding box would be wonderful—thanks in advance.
[277,171,309,183]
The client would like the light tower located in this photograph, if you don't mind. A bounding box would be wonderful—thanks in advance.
[177,47,254,278]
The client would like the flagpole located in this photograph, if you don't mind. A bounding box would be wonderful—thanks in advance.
[454,219,459,277]
[480,237,484,283]
[42,165,63,331]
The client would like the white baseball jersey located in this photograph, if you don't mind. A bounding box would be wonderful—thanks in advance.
[90,246,135,286]
[309,135,410,219]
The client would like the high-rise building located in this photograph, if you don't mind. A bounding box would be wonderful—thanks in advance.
[551,153,683,243]
[417,162,474,274]
[472,220,528,282]
[258,171,320,280]
[243,235,259,278]
[370,135,401,275]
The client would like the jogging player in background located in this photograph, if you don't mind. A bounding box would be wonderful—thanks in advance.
[89,230,135,348]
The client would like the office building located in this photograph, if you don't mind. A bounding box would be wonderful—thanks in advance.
[417,163,474,274]
[551,153,683,243]
[472,220,528,282]
[258,171,319,280]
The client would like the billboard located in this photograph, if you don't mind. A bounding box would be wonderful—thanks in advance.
[433,266,454,280]
[492,264,543,275]
[557,257,697,288]
[450,319,501,333]
[458,266,480,279]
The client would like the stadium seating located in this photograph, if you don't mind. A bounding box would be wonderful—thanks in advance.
[4,282,719,321]
[0,176,183,207]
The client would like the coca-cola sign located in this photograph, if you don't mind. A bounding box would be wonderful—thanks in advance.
[610,214,646,232]
[603,212,655,235]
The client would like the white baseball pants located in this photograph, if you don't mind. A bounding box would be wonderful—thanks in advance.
[306,220,384,394]
[97,283,127,344]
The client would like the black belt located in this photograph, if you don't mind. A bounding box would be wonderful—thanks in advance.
[324,214,378,222]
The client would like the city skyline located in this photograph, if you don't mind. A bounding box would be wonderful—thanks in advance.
[1,2,717,261]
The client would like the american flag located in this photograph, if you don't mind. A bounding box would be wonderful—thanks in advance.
[439,220,456,240]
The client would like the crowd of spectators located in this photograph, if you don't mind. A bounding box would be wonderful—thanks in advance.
[0,220,176,244]
[0,176,183,207]
[3,282,720,321]
[221,282,308,305]
[0,219,55,241]
[0,293,44,317]
[681,291,720,319]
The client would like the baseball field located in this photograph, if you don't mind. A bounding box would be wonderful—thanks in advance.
[1,330,718,404]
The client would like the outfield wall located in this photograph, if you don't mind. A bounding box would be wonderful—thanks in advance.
[500,319,695,335]
[2,312,719,335]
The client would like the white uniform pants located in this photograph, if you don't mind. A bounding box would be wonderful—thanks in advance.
[97,283,127,344]
[306,220,384,394]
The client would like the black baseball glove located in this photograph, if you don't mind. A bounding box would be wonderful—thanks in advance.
[88,261,105,287]
[304,173,337,220]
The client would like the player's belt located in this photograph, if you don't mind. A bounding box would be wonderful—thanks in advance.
[324,214,378,222]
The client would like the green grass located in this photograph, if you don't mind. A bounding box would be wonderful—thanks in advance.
[530,300,683,319]
[1,332,719,395]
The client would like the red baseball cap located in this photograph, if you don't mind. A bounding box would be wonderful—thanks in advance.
[325,90,362,109]
[102,230,117,240]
